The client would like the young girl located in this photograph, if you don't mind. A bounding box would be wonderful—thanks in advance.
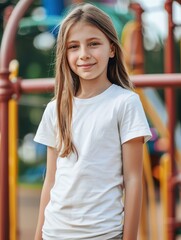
[34,3,152,240]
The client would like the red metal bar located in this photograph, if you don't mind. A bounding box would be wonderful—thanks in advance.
[0,0,34,70]
[164,1,178,239]
[15,74,181,94]
[0,72,11,240]
[131,74,181,87]
[0,103,9,240]
[167,89,176,240]
[19,78,55,94]
[129,3,145,74]
[164,0,175,73]
[0,1,34,239]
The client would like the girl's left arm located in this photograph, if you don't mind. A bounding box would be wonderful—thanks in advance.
[122,136,144,240]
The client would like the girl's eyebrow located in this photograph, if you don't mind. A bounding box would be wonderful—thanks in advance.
[87,37,102,41]
[67,37,102,44]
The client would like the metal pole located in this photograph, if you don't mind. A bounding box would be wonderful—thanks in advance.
[164,1,176,239]
[0,71,12,240]
[164,0,175,73]
[0,0,34,239]
[129,3,144,74]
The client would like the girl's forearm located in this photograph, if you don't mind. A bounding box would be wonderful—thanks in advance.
[34,180,52,240]
[123,178,142,240]
[34,147,57,240]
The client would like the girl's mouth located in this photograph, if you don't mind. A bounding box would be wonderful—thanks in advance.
[77,63,96,69]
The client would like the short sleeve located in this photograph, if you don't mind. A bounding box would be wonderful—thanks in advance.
[34,100,57,148]
[119,94,152,144]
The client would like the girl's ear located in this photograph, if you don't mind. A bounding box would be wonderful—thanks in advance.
[109,44,115,58]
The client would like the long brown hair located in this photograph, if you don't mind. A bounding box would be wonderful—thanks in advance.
[55,3,133,157]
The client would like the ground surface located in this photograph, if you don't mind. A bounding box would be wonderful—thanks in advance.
[18,186,41,240]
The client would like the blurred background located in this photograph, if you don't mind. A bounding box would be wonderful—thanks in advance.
[0,0,181,239]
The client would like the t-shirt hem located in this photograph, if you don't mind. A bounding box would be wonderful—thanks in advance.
[42,230,122,240]
[121,130,152,144]
[34,136,56,148]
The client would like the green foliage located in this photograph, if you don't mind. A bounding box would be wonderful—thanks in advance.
[144,47,164,74]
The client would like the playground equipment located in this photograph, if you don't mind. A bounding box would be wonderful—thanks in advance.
[121,11,159,240]
[8,59,19,240]
[0,0,181,240]
[122,2,181,239]
[163,1,181,239]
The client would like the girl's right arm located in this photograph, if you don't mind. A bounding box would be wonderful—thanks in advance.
[34,146,58,240]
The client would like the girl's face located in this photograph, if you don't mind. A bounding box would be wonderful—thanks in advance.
[66,21,115,83]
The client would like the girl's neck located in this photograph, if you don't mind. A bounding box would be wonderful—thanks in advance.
[76,79,112,99]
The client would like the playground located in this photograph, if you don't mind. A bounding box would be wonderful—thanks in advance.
[0,0,181,239]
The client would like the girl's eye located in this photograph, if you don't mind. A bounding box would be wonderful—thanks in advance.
[89,42,100,47]
[67,45,79,50]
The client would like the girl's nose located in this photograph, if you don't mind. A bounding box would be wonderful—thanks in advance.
[80,46,91,60]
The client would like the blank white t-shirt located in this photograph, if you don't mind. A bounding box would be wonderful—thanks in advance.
[34,84,152,240]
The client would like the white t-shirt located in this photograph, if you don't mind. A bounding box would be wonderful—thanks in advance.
[34,84,152,240]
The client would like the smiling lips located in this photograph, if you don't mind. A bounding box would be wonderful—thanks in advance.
[77,63,96,68]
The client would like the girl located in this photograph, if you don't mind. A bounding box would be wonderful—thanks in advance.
[34,3,152,240]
